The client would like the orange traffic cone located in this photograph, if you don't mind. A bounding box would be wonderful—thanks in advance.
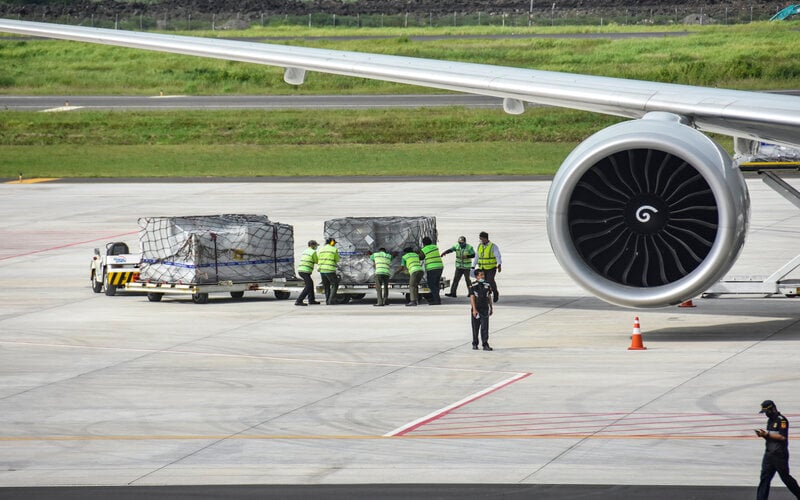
[678,299,696,308]
[628,316,646,350]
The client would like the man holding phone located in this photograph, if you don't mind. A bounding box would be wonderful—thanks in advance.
[755,400,800,500]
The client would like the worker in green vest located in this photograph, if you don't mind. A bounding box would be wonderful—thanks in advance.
[401,246,424,307]
[370,247,393,307]
[420,236,443,305]
[440,235,475,298]
[318,238,340,305]
[472,231,502,302]
[295,239,321,306]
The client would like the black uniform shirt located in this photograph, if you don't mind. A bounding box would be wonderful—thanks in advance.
[765,413,790,454]
[469,280,492,314]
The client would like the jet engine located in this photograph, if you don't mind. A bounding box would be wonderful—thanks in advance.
[547,112,749,308]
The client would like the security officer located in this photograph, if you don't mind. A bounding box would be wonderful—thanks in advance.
[756,400,800,500]
[295,239,320,306]
[472,231,502,302]
[469,269,493,351]
[401,246,424,307]
[441,236,475,298]
[420,236,443,305]
[318,238,340,305]
[370,247,393,306]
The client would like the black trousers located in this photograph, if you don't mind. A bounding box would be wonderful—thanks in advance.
[471,309,490,346]
[296,272,315,303]
[426,268,443,304]
[320,272,339,304]
[757,452,800,500]
[483,267,499,299]
[450,268,472,296]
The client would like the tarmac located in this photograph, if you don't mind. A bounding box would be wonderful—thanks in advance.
[2,177,800,499]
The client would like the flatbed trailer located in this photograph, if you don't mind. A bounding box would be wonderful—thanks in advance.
[319,277,450,304]
[126,277,305,304]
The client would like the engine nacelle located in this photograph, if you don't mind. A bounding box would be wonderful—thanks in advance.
[547,112,749,308]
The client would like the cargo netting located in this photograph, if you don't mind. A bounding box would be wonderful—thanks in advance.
[737,143,800,163]
[138,214,294,284]
[324,216,437,284]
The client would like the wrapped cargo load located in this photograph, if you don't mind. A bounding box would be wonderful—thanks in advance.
[736,142,800,164]
[138,214,294,284]
[324,216,437,284]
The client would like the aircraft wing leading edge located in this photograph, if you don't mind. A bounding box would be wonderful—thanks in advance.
[1,19,799,148]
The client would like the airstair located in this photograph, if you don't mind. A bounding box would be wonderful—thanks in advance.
[770,5,800,21]
[703,164,800,298]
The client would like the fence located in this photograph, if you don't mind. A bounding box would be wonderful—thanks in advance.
[0,5,790,31]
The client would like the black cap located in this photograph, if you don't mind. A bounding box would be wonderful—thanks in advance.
[479,231,489,239]
[760,400,776,413]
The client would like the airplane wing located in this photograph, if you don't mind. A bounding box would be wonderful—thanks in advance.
[1,19,796,309]
[0,19,798,148]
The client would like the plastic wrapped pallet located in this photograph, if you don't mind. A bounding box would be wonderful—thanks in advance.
[138,214,294,284]
[324,216,437,284]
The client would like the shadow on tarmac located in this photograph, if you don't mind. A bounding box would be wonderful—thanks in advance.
[0,484,768,500]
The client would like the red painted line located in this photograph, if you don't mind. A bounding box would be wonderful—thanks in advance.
[385,372,532,437]
[0,230,138,261]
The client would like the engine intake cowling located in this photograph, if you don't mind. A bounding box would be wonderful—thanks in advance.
[547,113,749,308]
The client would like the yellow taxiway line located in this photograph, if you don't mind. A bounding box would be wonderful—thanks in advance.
[5,178,60,184]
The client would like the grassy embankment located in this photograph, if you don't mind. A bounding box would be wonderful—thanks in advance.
[1,22,798,178]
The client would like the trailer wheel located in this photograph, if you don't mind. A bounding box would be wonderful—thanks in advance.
[104,273,117,296]
[333,295,351,304]
[147,293,163,302]
[274,291,291,300]
[91,272,102,293]
[230,291,245,299]
[192,292,209,304]
[351,293,366,301]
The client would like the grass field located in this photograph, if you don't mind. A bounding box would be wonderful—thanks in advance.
[0,22,793,178]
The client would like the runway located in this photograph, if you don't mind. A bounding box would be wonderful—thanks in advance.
[2,178,800,498]
[0,94,503,111]
[2,92,796,112]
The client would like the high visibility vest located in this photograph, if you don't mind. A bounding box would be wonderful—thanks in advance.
[317,244,339,273]
[421,244,443,270]
[297,246,318,274]
[371,251,392,276]
[402,252,423,274]
[452,243,475,269]
[477,242,497,270]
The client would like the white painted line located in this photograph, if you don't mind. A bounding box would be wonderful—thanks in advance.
[384,372,532,437]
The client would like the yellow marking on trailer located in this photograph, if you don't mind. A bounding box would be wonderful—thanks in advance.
[107,272,139,285]
[740,161,800,167]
